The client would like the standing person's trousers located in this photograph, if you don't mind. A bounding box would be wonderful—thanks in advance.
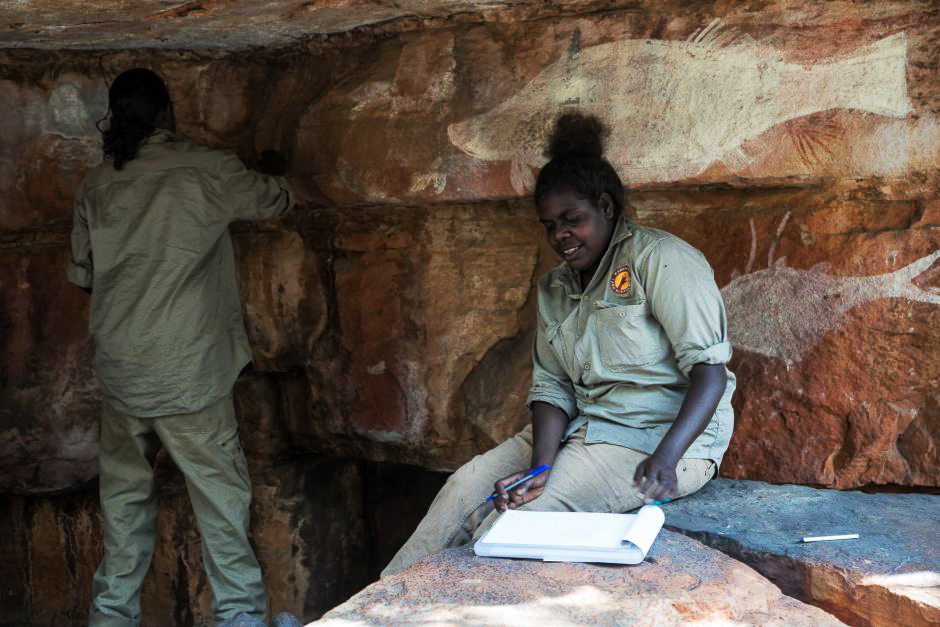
[382,424,716,577]
[89,394,266,627]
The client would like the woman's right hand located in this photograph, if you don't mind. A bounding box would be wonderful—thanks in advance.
[492,467,551,513]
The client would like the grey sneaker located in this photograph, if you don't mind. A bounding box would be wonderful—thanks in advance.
[219,612,266,627]
[272,612,303,627]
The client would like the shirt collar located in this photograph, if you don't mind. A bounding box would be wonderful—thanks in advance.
[611,215,635,246]
[550,216,635,297]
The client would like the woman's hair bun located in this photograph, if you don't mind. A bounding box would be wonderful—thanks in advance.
[545,111,608,160]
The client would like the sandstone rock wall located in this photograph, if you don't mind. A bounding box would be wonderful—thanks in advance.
[3,2,938,495]
[1,1,939,624]
[635,181,940,488]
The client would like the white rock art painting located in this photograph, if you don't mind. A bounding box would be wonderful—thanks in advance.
[448,20,912,188]
[722,248,940,366]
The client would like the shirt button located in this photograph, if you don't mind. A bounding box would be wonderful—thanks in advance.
[583,363,590,371]
[582,295,590,301]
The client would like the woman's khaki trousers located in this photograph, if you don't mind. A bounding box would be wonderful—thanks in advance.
[382,424,715,577]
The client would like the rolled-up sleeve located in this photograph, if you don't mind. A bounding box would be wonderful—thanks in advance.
[66,188,93,289]
[637,237,732,377]
[526,318,578,419]
[217,154,294,222]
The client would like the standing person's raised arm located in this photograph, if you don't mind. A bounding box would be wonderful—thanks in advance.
[217,150,294,222]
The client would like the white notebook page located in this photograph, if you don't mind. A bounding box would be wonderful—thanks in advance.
[621,505,665,555]
[482,510,637,549]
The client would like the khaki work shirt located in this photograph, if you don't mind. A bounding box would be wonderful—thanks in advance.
[526,218,736,465]
[67,130,294,417]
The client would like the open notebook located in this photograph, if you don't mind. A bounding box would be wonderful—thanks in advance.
[473,505,664,564]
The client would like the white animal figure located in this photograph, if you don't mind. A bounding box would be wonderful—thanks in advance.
[448,21,912,185]
[722,251,940,365]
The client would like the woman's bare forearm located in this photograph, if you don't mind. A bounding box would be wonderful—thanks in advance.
[530,401,569,467]
[652,363,726,465]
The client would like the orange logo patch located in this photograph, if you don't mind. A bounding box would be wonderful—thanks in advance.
[610,266,632,295]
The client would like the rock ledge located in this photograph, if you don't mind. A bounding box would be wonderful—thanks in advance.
[313,532,844,626]
[663,479,940,627]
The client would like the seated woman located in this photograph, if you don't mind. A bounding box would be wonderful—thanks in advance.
[382,111,735,576]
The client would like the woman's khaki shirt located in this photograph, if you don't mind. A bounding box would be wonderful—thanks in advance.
[526,218,736,465]
[67,130,293,417]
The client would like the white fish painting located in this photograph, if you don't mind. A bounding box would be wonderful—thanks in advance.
[448,21,912,186]
[721,251,940,366]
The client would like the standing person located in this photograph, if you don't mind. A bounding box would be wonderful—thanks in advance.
[67,68,298,627]
[383,111,735,576]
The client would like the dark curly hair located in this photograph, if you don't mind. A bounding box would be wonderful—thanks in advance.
[99,68,171,170]
[533,112,625,216]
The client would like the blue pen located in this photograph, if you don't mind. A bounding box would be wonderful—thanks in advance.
[650,498,671,506]
[483,464,551,503]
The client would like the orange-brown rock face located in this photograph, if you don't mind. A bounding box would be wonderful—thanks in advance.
[3,1,940,497]
[2,2,940,623]
[637,180,940,489]
[294,5,940,205]
[274,203,545,469]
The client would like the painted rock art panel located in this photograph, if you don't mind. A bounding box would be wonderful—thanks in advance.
[1,2,939,624]
[723,248,940,366]
[0,76,104,232]
[636,180,940,488]
[450,28,911,184]
[296,5,940,205]
[0,51,316,238]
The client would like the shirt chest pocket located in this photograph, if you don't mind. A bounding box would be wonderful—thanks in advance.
[592,304,668,370]
[544,314,579,377]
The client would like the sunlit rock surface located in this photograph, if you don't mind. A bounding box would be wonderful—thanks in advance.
[314,538,846,626]
[663,479,940,627]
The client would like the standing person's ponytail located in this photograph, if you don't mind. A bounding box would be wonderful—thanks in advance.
[99,68,171,170]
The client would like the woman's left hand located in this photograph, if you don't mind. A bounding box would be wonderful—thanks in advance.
[633,454,679,504]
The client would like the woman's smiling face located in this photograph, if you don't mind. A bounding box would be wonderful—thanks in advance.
[538,189,617,285]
